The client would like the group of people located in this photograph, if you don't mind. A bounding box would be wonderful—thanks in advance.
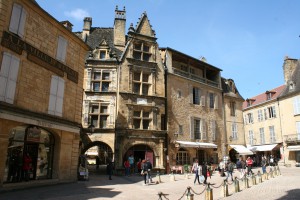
[7,151,33,183]
[191,159,209,185]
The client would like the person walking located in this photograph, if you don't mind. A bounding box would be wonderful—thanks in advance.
[107,161,113,180]
[202,162,208,184]
[246,157,253,176]
[261,156,267,174]
[124,159,130,177]
[137,159,142,174]
[128,154,135,175]
[236,157,245,178]
[141,159,148,185]
[219,159,226,177]
[145,158,153,183]
[225,160,234,182]
[95,156,100,170]
[191,159,201,185]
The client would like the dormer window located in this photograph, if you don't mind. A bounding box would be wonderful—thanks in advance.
[289,81,295,91]
[100,50,106,59]
[246,98,255,107]
[266,91,275,100]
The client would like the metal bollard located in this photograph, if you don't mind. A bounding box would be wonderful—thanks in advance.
[234,177,240,193]
[221,180,229,197]
[252,174,256,185]
[205,183,213,200]
[186,186,194,200]
[185,173,190,179]
[244,176,249,188]
[157,171,161,183]
[170,172,175,181]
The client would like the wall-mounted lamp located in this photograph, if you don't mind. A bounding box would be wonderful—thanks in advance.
[88,124,95,135]
[229,136,233,142]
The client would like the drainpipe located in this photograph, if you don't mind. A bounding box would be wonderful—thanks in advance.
[163,50,169,174]
[277,97,285,165]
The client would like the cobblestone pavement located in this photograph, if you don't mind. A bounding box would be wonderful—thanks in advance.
[1,166,299,200]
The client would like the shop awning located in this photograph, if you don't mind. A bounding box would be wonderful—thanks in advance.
[248,144,278,152]
[176,141,217,149]
[230,145,253,155]
[287,145,300,151]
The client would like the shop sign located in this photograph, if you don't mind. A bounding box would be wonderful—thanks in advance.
[27,127,41,142]
[1,31,78,83]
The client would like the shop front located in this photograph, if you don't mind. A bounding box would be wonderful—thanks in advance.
[4,126,54,183]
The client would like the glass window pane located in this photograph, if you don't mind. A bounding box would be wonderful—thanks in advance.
[133,51,141,60]
[142,85,148,95]
[102,82,109,91]
[100,116,107,128]
[93,82,100,91]
[102,72,110,80]
[100,105,108,113]
[142,74,149,82]
[133,119,141,129]
[91,105,99,113]
[133,111,141,117]
[94,72,101,80]
[133,83,140,94]
[91,115,99,127]
[133,72,140,81]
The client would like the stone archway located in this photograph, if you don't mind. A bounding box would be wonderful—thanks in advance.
[82,141,113,165]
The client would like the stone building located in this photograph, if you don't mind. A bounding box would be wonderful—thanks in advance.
[160,47,224,170]
[277,57,300,166]
[78,7,166,171]
[222,78,252,162]
[243,84,285,165]
[0,0,89,188]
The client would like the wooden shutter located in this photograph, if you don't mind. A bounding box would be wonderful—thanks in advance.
[214,94,219,109]
[189,85,193,104]
[9,4,22,35]
[202,119,207,140]
[5,55,20,104]
[190,116,194,139]
[0,53,11,101]
[48,76,59,115]
[200,94,205,106]
[18,7,26,38]
[56,36,67,62]
[55,77,65,116]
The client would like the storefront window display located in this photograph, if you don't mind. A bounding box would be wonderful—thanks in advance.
[4,125,54,183]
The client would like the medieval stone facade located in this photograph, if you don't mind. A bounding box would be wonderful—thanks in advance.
[0,0,89,188]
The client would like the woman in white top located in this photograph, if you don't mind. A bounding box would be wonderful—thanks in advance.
[191,159,202,185]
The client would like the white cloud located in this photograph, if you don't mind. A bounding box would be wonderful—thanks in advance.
[64,8,90,21]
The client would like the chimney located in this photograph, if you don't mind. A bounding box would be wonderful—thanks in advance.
[82,17,92,41]
[283,56,298,84]
[60,20,73,31]
[114,6,126,51]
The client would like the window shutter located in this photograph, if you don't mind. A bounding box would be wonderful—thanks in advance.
[18,7,26,38]
[9,4,22,35]
[214,94,219,109]
[190,117,194,139]
[56,36,67,62]
[5,55,20,104]
[48,76,59,115]
[189,85,193,104]
[264,108,268,120]
[0,53,11,101]
[272,106,276,118]
[55,77,65,116]
[294,96,300,115]
[202,119,207,140]
[201,95,205,106]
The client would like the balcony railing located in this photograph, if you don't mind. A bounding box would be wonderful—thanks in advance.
[173,68,219,88]
[284,134,300,143]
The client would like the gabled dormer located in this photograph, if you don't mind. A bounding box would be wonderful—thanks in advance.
[265,90,276,100]
[246,98,255,107]
[127,12,157,63]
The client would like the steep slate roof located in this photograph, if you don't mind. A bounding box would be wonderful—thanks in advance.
[279,61,300,98]
[242,85,286,109]
[75,28,123,58]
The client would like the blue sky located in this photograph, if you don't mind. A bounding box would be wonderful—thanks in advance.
[36,0,300,98]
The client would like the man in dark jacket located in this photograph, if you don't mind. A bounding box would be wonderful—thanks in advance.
[106,161,113,180]
[202,162,208,184]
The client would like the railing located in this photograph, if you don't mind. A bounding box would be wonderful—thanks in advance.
[173,68,219,88]
[284,134,300,143]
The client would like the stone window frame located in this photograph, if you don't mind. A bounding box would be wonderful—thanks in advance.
[89,102,110,128]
